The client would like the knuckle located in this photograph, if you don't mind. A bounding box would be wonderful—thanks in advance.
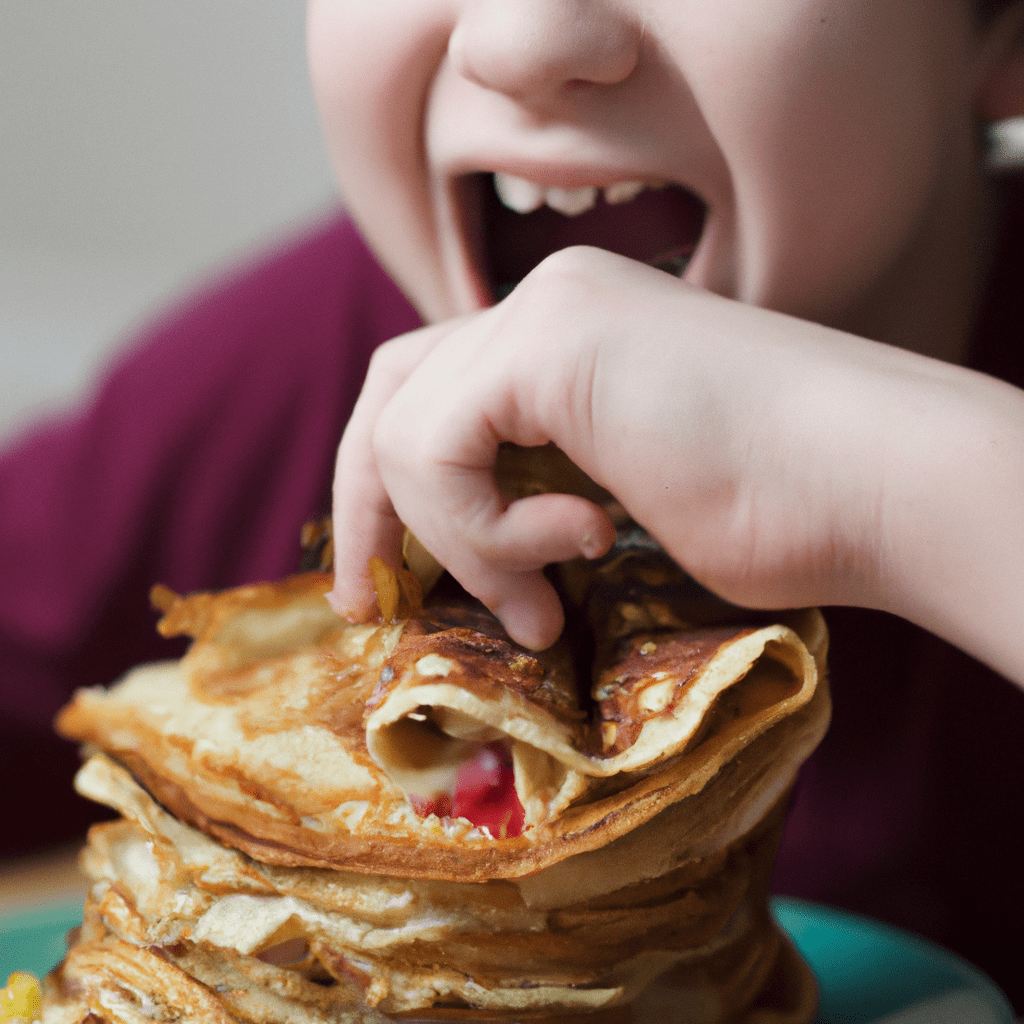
[365,335,417,387]
[528,245,611,291]
[370,407,407,462]
[468,571,514,614]
[508,246,617,328]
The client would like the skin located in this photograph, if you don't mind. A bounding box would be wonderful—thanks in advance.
[309,0,1024,685]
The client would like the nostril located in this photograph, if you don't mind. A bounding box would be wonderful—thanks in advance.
[447,0,640,102]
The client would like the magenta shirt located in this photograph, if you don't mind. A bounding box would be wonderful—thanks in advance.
[0,213,419,849]
[2,209,1021,1008]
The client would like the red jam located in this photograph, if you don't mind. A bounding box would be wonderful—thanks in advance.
[411,742,525,838]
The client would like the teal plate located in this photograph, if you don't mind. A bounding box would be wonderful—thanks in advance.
[0,899,82,983]
[774,898,1014,1023]
[0,897,1015,1022]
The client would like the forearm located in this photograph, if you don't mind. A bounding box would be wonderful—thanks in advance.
[578,299,1024,688]
[872,363,1024,686]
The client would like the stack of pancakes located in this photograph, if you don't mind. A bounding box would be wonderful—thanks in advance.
[42,523,830,1024]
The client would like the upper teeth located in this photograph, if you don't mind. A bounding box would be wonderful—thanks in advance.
[493,173,651,216]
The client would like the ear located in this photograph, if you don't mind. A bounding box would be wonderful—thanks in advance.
[975,3,1024,121]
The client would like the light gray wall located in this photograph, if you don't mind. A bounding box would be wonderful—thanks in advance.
[1,0,339,442]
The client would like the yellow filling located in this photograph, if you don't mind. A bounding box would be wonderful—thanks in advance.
[0,973,41,1023]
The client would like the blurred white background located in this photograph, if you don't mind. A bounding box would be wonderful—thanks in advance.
[0,0,339,443]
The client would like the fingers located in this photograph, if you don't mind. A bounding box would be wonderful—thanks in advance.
[330,256,623,641]
[472,492,617,568]
[363,313,615,645]
[329,325,451,620]
[485,495,617,649]
[490,574,568,652]
[395,491,615,650]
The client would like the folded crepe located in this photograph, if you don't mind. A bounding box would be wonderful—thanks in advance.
[46,506,829,1024]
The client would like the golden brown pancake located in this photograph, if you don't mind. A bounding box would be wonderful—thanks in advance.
[44,753,813,1020]
[55,563,826,884]
[47,503,829,1024]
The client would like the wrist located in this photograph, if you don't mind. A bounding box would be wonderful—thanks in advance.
[870,361,1024,680]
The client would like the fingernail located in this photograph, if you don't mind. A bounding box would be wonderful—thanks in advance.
[515,625,559,651]
[325,591,355,620]
[326,588,372,623]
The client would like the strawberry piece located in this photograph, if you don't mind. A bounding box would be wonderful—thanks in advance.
[452,742,525,838]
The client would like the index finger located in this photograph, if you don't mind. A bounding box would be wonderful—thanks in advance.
[329,324,453,620]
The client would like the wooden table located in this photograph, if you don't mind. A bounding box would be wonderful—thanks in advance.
[0,844,88,919]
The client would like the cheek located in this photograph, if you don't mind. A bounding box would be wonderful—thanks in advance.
[682,1,977,322]
[306,0,455,319]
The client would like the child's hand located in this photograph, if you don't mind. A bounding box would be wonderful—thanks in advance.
[330,246,1024,684]
[330,245,873,640]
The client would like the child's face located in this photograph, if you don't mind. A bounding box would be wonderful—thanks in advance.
[308,0,996,346]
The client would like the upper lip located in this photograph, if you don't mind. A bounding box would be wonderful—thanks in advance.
[453,157,676,190]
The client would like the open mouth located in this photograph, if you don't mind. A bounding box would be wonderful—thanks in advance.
[462,172,707,302]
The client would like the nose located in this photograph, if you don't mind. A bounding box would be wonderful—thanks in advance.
[447,0,641,104]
